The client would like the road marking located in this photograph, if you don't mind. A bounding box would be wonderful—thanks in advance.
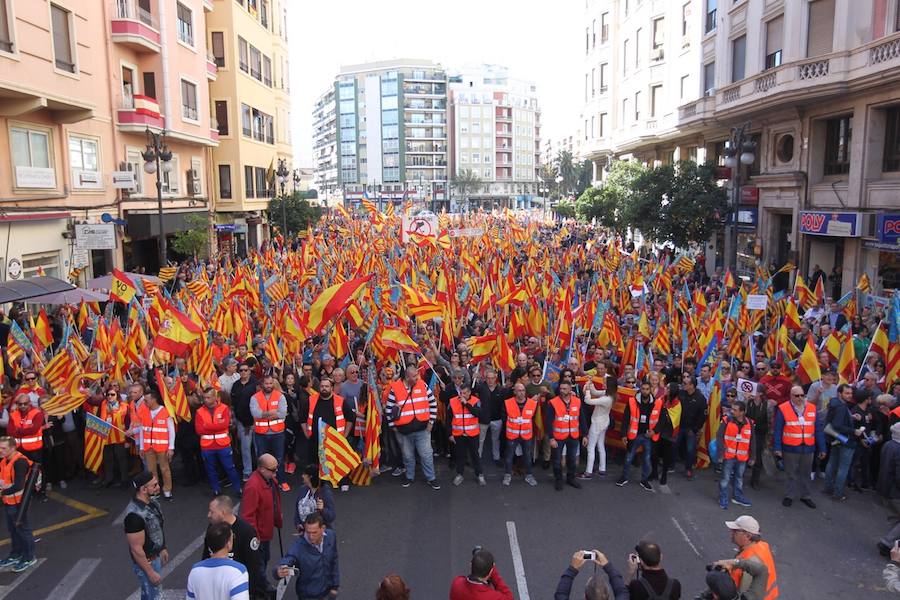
[0,492,107,547]
[0,558,47,599]
[125,533,205,600]
[112,504,130,527]
[671,517,701,557]
[47,557,101,600]
[506,521,530,600]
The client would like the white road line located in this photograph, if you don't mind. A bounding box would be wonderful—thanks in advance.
[48,557,101,600]
[506,521,531,600]
[0,558,47,600]
[671,517,701,557]
[112,504,130,527]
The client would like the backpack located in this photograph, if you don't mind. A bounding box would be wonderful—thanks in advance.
[637,575,675,600]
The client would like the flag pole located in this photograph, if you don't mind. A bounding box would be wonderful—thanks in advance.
[856,319,884,380]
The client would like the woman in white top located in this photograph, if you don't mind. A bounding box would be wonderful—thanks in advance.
[579,369,615,479]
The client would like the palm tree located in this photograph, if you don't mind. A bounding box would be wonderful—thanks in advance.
[555,150,577,197]
[450,168,484,212]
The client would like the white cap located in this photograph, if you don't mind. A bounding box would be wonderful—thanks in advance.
[725,515,760,535]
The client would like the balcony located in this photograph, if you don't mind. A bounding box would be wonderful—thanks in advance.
[110,0,161,53]
[117,94,164,132]
[210,117,219,142]
[496,129,512,137]
[206,54,218,81]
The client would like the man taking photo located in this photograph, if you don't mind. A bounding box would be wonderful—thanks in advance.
[449,547,513,599]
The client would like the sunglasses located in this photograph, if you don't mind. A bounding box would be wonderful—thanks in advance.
[15,402,29,407]
[24,377,36,381]
[239,368,250,372]
[107,392,118,397]
[791,393,805,398]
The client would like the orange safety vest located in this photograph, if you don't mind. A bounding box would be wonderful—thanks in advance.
[449,396,480,437]
[627,395,663,441]
[196,403,231,450]
[0,451,32,506]
[505,397,537,440]
[549,396,581,440]
[9,408,43,451]
[306,393,346,432]
[139,404,171,453]
[101,400,129,445]
[732,540,779,600]
[390,380,431,426]
[723,416,753,461]
[779,401,816,447]
[252,390,286,434]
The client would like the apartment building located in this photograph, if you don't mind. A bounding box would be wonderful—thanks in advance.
[448,64,541,210]
[207,0,291,256]
[312,87,337,205]
[314,59,449,210]
[581,0,900,293]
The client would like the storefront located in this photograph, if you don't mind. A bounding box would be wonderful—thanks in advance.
[0,212,71,282]
[870,213,900,292]
[799,210,863,300]
[123,209,209,271]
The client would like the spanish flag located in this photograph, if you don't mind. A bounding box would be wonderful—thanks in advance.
[797,334,822,385]
[110,268,137,304]
[153,303,203,357]
[306,276,372,335]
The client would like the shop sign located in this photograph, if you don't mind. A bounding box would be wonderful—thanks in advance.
[877,213,900,244]
[72,169,103,190]
[112,171,136,189]
[726,207,758,227]
[862,240,900,253]
[7,258,21,280]
[798,211,862,237]
[215,224,235,232]
[75,224,116,250]
[233,223,248,234]
[740,187,759,205]
[15,166,56,189]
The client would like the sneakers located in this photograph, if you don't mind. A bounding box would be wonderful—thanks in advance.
[616,476,628,487]
[801,497,818,509]
[575,472,592,480]
[639,480,653,492]
[0,556,21,569]
[280,482,291,492]
[453,474,464,486]
[427,479,441,490]
[401,479,413,488]
[163,493,174,502]
[477,475,486,487]
[719,500,728,510]
[285,462,296,474]
[339,484,349,492]
[502,474,511,486]
[525,475,538,487]
[12,558,36,573]
[732,497,752,507]
[597,471,607,478]
[391,467,406,477]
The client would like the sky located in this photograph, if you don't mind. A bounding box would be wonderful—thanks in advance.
[288,0,582,167]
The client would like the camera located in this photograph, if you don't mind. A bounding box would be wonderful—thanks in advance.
[705,563,726,572]
[582,551,595,560]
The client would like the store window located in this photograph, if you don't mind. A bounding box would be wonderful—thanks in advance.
[22,251,60,278]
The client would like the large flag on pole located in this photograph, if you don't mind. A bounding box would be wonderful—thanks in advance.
[317,418,361,486]
[307,276,372,335]
[83,411,112,473]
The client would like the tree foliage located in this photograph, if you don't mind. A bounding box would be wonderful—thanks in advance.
[171,214,210,259]
[450,168,485,209]
[268,191,323,237]
[553,200,577,219]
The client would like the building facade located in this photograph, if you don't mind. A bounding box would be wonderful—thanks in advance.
[207,0,292,257]
[580,0,900,294]
[447,64,541,210]
[312,87,337,205]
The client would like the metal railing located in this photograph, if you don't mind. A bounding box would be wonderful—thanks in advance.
[114,0,157,28]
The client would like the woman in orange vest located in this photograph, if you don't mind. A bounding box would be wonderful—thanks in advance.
[449,383,483,487]
[502,382,538,487]
[544,381,582,491]
[0,437,36,572]
[714,400,756,510]
[195,387,242,496]
[616,381,662,492]
[138,391,175,501]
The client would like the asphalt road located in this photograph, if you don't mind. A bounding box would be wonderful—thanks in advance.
[1,452,896,600]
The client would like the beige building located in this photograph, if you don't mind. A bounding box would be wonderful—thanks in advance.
[581,0,900,293]
[207,0,291,256]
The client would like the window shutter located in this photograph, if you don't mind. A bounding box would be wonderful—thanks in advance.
[807,0,835,57]
[766,15,784,55]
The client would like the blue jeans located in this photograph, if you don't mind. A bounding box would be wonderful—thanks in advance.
[397,428,436,482]
[4,504,33,561]
[677,429,698,471]
[623,436,653,482]
[718,458,748,505]
[202,448,243,493]
[825,444,855,496]
[551,437,580,481]
[505,438,534,475]
[254,433,286,483]
[237,424,254,478]
[131,556,162,600]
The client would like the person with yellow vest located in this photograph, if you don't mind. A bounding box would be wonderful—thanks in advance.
[0,437,36,572]
[251,375,289,492]
[7,395,43,461]
[138,391,175,501]
[303,377,354,491]
[715,400,757,510]
[449,382,484,487]
[711,515,779,600]
[385,366,440,490]
[195,387,242,497]
[544,381,583,491]
[773,385,826,509]
[617,380,662,492]
[502,382,538,487]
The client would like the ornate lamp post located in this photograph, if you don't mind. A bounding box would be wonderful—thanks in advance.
[142,129,173,269]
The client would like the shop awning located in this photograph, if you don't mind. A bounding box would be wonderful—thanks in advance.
[0,276,75,304]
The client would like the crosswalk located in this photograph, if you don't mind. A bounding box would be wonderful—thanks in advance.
[47,558,102,600]
[0,558,46,600]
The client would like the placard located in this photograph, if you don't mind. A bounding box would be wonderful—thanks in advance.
[448,227,483,238]
[746,294,767,311]
[736,378,758,403]
[401,212,438,243]
[75,223,116,250]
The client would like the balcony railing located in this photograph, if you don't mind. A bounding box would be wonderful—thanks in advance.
[117,94,163,131]
[114,0,156,27]
[110,0,161,53]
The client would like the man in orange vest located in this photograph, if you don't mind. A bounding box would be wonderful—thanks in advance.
[502,382,538,487]
[616,380,662,492]
[715,400,756,510]
[0,437,36,572]
[449,382,484,487]
[720,515,779,599]
[544,381,583,491]
[251,375,289,492]
[7,394,43,464]
[773,385,826,508]
[385,365,440,490]
[303,377,354,491]
[138,391,175,501]
[195,386,242,497]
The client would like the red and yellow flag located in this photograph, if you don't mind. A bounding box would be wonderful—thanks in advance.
[110,268,138,304]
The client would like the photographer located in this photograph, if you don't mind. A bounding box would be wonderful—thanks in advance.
[554,550,628,600]
[449,548,513,599]
[275,511,339,599]
[625,541,681,599]
[695,558,769,600]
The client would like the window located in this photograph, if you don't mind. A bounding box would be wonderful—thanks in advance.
[1,0,13,52]
[263,56,272,86]
[176,2,193,46]
[126,150,143,194]
[143,72,156,100]
[623,39,629,74]
[682,3,690,37]
[22,252,59,279]
[600,63,608,91]
[592,19,596,48]
[765,16,784,69]
[703,61,715,94]
[238,37,248,72]
[807,0,835,57]
[623,98,630,123]
[584,119,588,140]
[591,116,595,138]
[652,17,665,54]
[68,136,98,173]
[731,35,746,83]
[634,91,641,120]
[244,165,254,197]
[585,73,589,101]
[215,101,229,135]
[254,167,268,198]
[181,79,198,121]
[260,0,268,28]
[823,115,852,176]
[651,85,662,117]
[211,32,225,67]
[601,12,609,42]
[884,107,900,172]
[591,68,596,97]
[218,165,232,199]
[122,66,135,108]
[162,156,179,193]
[241,104,251,136]
[599,113,607,137]
[706,0,717,33]
[680,75,690,99]
[250,46,261,80]
[635,28,642,67]
[11,127,50,169]
[50,4,75,72]
[585,27,590,53]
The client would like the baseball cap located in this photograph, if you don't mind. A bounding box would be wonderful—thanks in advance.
[132,470,153,489]
[725,515,760,535]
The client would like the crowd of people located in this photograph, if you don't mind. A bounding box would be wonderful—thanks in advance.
[0,211,897,599]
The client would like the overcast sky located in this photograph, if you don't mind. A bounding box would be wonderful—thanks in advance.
[288,0,582,167]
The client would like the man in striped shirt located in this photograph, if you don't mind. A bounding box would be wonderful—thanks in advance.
[187,522,249,600]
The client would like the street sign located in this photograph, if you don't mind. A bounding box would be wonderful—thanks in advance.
[448,227,484,238]
[111,171,136,189]
[75,224,116,250]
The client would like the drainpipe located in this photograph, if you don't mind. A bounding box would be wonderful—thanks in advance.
[157,0,172,129]
[101,0,125,270]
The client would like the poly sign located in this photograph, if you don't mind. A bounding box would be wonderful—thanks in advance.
[401,212,438,244]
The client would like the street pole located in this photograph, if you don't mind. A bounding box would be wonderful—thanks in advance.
[142,129,172,270]
[276,159,289,240]
[724,122,756,279]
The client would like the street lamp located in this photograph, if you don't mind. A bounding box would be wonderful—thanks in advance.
[723,122,756,280]
[276,158,289,239]
[142,129,173,269]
